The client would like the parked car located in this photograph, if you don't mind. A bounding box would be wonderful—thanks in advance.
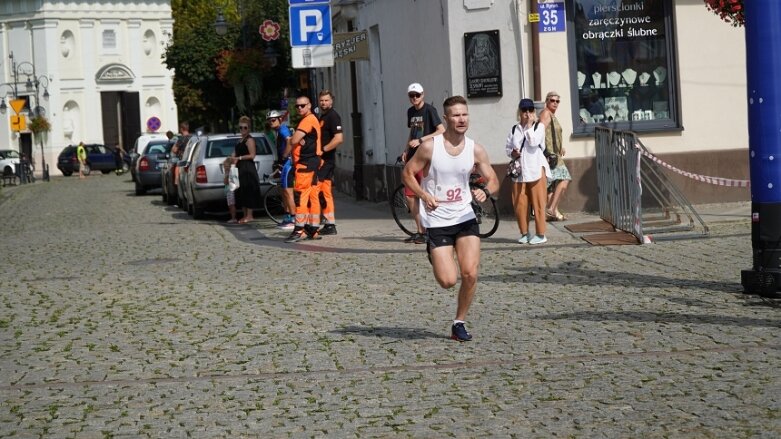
[176,136,200,211]
[130,134,168,182]
[183,133,274,219]
[133,139,175,195]
[160,135,192,206]
[0,149,21,177]
[57,144,119,176]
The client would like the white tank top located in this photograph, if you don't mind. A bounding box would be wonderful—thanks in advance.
[419,135,476,228]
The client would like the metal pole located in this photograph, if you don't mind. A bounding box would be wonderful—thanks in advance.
[742,0,781,297]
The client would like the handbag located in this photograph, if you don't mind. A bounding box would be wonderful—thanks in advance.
[546,116,560,170]
[228,165,240,191]
[507,157,521,179]
[545,150,558,170]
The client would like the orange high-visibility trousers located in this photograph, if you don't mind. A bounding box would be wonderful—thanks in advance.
[294,167,320,228]
[319,178,335,224]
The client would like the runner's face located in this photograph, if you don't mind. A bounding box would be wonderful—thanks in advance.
[445,104,469,134]
[319,95,333,111]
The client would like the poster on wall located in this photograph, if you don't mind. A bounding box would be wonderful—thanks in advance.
[464,30,502,98]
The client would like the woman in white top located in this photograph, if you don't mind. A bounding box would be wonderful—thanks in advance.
[505,98,551,244]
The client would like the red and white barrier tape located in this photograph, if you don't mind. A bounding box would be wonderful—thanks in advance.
[637,146,751,188]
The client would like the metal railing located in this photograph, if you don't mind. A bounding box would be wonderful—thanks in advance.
[595,127,708,242]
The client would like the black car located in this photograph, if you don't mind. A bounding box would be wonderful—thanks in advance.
[57,144,122,176]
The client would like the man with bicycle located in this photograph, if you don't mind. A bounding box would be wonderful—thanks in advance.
[267,110,295,230]
[403,83,445,244]
[402,95,499,342]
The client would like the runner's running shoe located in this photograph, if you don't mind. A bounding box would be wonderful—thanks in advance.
[451,322,472,342]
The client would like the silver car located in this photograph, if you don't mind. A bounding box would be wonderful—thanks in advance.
[134,139,175,195]
[176,136,200,211]
[183,133,274,219]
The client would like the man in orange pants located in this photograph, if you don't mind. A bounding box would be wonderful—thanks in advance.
[316,90,344,235]
[285,96,322,243]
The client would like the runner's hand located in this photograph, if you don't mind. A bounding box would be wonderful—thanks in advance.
[472,188,487,203]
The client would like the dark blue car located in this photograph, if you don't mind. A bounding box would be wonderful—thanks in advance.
[57,144,122,176]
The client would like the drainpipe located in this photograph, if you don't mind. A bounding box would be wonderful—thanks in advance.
[530,0,541,101]
[348,19,365,200]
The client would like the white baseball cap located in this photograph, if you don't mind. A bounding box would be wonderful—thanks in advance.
[407,83,424,94]
[266,110,284,119]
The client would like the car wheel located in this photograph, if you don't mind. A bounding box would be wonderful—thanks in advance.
[162,190,168,203]
[101,170,111,174]
[62,171,73,177]
[134,181,146,195]
[192,201,205,219]
[81,164,91,175]
[122,162,130,173]
[187,202,194,216]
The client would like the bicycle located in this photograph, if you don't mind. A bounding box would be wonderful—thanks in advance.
[261,172,286,224]
[389,170,500,239]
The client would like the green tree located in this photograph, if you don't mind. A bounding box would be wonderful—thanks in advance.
[165,0,293,132]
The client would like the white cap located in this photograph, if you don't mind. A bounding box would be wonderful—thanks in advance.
[407,83,424,94]
[266,110,284,119]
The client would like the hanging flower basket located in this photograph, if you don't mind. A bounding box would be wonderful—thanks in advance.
[704,0,744,27]
[28,115,51,135]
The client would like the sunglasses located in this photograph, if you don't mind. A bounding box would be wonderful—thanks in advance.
[267,117,279,122]
[408,93,421,99]
[295,103,308,108]
[239,125,249,130]
[521,108,535,113]
[548,99,561,103]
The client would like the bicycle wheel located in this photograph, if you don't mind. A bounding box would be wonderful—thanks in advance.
[263,185,286,224]
[473,197,500,238]
[390,184,416,236]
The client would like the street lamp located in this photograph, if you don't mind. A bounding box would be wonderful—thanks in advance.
[214,9,228,36]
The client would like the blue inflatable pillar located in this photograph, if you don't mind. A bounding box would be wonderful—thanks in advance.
[741,0,781,297]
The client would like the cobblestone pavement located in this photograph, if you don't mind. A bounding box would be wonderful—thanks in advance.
[0,176,779,438]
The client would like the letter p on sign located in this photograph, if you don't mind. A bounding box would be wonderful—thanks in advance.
[289,3,332,47]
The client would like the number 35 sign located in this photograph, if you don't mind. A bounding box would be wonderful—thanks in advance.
[539,1,566,33]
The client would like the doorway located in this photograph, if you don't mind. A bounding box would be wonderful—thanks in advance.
[100,91,140,151]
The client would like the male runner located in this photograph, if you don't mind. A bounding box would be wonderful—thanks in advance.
[402,95,500,341]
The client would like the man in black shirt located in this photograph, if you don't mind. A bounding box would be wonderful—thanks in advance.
[403,83,445,244]
[317,90,344,235]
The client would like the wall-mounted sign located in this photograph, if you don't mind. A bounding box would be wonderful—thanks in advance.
[146,116,161,132]
[539,1,565,32]
[333,31,368,62]
[464,30,502,98]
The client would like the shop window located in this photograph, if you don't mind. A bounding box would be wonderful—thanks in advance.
[567,0,679,134]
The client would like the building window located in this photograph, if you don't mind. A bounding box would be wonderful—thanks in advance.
[567,0,679,134]
[102,29,117,50]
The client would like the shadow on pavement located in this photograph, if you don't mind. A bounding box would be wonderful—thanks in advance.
[331,325,445,340]
[534,310,780,328]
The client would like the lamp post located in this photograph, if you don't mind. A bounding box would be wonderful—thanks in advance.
[7,51,51,181]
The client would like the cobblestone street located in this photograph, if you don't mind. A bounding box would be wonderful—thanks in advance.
[0,176,779,438]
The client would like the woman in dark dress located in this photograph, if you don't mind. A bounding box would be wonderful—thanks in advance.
[233,116,262,223]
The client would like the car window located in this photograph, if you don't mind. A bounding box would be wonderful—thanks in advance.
[253,136,272,155]
[3,150,20,159]
[206,139,237,158]
[96,145,108,154]
[147,142,172,155]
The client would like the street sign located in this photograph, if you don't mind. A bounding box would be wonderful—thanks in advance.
[289,3,332,47]
[9,99,26,115]
[539,1,566,33]
[291,46,334,68]
[334,31,369,62]
[11,115,26,132]
[147,116,161,132]
[289,0,328,4]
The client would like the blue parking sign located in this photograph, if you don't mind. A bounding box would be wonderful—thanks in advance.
[289,3,332,47]
[539,1,566,33]
[289,0,328,4]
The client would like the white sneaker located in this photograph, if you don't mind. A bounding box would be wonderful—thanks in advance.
[529,235,548,245]
[517,234,531,244]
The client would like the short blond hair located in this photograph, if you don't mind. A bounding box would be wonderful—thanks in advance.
[546,91,560,101]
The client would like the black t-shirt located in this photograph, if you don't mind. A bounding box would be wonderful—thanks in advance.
[319,109,343,162]
[406,103,442,160]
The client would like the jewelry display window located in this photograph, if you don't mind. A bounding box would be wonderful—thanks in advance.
[567,0,679,133]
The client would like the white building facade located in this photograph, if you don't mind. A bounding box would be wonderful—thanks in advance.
[0,0,177,175]
[320,0,749,211]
